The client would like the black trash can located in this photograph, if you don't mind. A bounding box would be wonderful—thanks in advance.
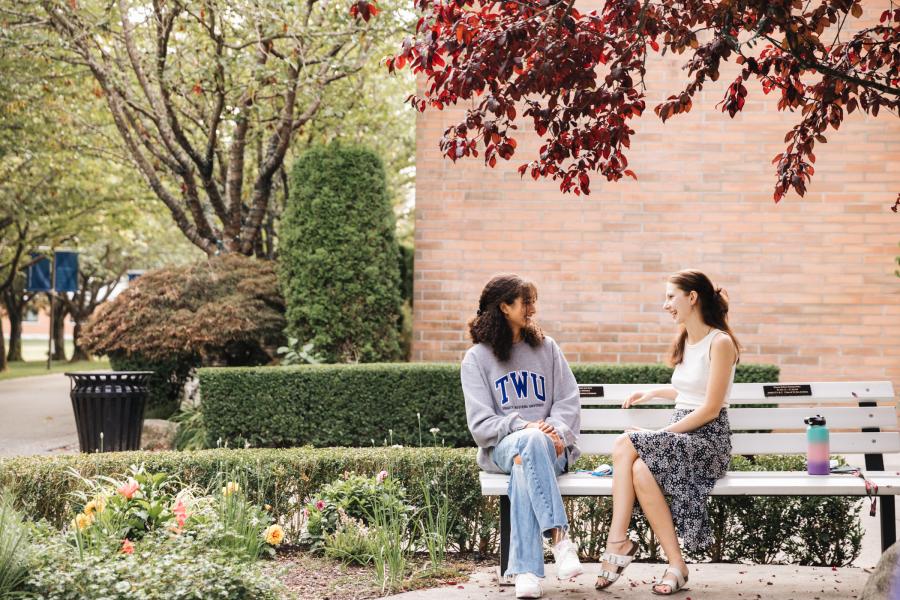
[65,371,154,453]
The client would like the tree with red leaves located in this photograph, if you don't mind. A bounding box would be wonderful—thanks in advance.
[389,0,899,206]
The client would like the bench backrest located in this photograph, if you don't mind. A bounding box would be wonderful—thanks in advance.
[578,381,898,456]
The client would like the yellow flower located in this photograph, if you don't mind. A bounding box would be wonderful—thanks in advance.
[222,481,240,496]
[84,495,106,516]
[74,513,94,531]
[264,524,284,546]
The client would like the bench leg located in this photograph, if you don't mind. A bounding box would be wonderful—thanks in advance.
[500,495,511,577]
[880,495,896,553]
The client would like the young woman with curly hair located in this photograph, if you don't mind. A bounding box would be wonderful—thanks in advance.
[461,274,583,599]
[595,269,740,595]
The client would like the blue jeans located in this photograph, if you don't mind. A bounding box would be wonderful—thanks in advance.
[492,428,569,577]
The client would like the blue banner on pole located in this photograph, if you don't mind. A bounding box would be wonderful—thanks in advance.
[25,253,52,292]
[54,251,79,292]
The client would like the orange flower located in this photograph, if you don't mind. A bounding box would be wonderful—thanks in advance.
[117,480,139,500]
[121,539,135,554]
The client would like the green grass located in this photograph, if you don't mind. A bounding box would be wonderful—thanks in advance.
[0,359,109,382]
[20,338,74,361]
[0,338,108,381]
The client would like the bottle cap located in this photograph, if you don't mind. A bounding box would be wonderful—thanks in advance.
[804,415,826,426]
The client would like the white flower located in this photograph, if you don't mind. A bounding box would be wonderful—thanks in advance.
[430,427,440,434]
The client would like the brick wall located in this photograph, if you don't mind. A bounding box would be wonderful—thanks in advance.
[412,6,900,391]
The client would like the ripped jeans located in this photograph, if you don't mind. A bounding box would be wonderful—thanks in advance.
[491,428,569,577]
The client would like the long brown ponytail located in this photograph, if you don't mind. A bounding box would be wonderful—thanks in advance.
[667,270,741,366]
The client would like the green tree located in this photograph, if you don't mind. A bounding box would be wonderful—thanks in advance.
[4,0,411,257]
[280,144,403,363]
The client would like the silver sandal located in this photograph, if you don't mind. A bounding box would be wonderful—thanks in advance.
[594,538,638,590]
[651,566,689,595]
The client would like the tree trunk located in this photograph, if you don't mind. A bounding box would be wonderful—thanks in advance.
[0,316,7,372]
[6,306,23,362]
[2,279,27,362]
[51,300,67,361]
[70,319,90,362]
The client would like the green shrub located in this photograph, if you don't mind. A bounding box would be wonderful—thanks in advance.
[22,525,281,599]
[280,143,404,363]
[302,472,409,552]
[0,445,861,566]
[0,491,29,597]
[109,353,194,419]
[199,362,780,448]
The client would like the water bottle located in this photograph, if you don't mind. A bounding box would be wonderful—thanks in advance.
[804,415,830,475]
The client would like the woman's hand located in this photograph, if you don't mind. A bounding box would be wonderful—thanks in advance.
[546,431,565,456]
[525,420,557,434]
[525,421,564,455]
[623,391,650,408]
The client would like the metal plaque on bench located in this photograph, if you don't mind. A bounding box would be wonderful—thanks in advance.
[578,385,604,398]
[763,384,812,398]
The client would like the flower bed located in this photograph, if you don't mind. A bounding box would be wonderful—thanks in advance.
[1,465,284,598]
[0,447,862,568]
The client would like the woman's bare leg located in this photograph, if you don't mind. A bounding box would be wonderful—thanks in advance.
[632,459,689,593]
[596,434,639,586]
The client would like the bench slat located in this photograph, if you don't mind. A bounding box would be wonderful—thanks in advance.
[578,432,900,455]
[579,381,895,406]
[580,406,898,431]
[479,472,900,496]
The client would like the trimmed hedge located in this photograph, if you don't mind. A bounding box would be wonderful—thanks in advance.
[200,362,780,448]
[0,447,861,566]
[280,143,404,363]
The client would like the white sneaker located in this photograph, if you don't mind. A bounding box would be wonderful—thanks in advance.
[551,538,584,580]
[514,573,543,598]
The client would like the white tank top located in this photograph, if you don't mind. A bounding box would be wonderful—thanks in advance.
[672,329,735,410]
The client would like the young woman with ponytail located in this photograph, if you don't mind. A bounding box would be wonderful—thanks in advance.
[594,270,740,595]
[461,274,583,599]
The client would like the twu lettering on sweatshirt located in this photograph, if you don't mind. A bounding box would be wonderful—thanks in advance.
[494,371,546,405]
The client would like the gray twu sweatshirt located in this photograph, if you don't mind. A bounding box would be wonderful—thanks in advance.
[461,336,581,473]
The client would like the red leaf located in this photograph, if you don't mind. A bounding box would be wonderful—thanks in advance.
[624,169,637,180]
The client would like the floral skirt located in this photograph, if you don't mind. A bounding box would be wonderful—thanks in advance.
[628,408,731,552]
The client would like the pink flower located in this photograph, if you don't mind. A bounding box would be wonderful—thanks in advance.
[121,539,135,554]
[315,500,325,510]
[376,470,388,484]
[172,499,188,528]
[302,507,309,518]
[117,481,139,500]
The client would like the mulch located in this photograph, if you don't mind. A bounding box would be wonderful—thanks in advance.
[267,548,491,600]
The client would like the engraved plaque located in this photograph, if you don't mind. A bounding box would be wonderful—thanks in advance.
[763,384,812,398]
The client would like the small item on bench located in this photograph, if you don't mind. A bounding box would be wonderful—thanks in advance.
[575,464,613,477]
[803,415,830,475]
[829,463,859,475]
[593,463,613,477]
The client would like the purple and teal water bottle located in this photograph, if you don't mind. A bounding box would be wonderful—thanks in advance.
[804,415,830,475]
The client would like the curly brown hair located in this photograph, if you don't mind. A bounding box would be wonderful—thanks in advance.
[468,274,544,362]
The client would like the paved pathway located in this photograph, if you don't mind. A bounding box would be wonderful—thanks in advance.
[386,563,870,599]
[0,373,78,456]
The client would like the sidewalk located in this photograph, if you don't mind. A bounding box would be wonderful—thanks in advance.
[0,373,78,456]
[387,563,868,599]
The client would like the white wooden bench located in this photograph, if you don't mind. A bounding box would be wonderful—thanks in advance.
[480,381,900,577]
